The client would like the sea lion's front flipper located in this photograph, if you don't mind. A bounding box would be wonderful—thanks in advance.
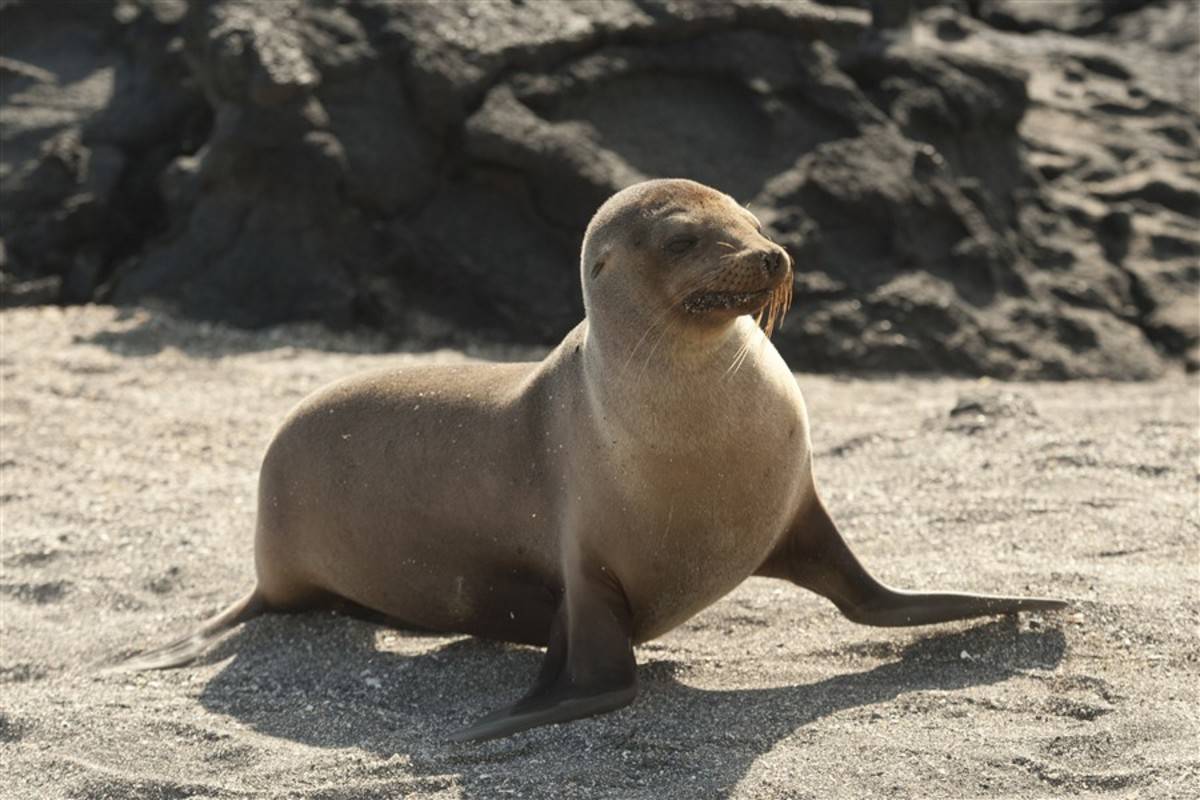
[756,497,1068,626]
[450,562,637,742]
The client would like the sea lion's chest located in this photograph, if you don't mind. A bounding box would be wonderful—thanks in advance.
[572,357,811,640]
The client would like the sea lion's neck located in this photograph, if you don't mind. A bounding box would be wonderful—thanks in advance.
[584,311,748,373]
[581,314,773,431]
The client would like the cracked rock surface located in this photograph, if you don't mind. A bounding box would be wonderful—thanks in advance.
[2,0,1196,377]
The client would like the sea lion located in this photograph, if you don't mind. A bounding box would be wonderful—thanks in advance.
[118,178,1066,741]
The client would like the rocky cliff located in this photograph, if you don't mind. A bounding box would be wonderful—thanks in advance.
[2,0,1196,377]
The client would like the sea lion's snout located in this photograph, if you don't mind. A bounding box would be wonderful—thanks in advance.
[753,245,793,296]
[761,249,784,277]
[679,239,793,332]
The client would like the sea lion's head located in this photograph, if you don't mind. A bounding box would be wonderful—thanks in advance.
[581,179,793,339]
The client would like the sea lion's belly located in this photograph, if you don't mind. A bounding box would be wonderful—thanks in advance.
[254,364,563,644]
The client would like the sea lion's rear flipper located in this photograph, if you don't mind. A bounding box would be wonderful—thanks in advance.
[105,589,267,672]
[756,498,1068,626]
[450,563,637,742]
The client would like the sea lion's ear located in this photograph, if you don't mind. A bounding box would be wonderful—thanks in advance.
[589,247,610,279]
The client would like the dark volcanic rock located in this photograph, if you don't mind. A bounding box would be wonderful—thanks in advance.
[1,0,1196,377]
[0,0,209,305]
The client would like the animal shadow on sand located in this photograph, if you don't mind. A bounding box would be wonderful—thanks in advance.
[196,612,1066,798]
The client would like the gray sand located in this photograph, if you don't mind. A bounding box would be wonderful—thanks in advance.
[2,306,1197,799]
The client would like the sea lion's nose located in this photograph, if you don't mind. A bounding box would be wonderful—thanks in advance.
[761,249,784,276]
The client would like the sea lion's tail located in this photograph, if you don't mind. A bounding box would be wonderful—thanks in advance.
[106,589,267,672]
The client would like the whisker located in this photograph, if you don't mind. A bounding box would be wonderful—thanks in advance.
[754,268,794,338]
[620,257,788,386]
[729,333,756,377]
[619,264,728,381]
[636,314,677,388]
[621,311,670,376]
[724,337,752,378]
[779,270,794,330]
[752,307,772,363]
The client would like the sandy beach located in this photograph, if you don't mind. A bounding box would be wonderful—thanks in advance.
[2,305,1197,799]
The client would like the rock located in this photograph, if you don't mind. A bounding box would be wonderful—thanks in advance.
[0,0,209,306]
[0,274,62,308]
[974,0,1159,36]
[1,0,1196,378]
[949,390,1037,419]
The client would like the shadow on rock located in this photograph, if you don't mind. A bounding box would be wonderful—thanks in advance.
[196,613,1065,798]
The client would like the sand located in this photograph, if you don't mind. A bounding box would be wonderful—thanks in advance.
[2,305,1197,799]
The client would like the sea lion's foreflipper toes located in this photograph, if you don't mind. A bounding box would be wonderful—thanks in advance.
[448,645,638,743]
[451,561,638,743]
[450,685,638,743]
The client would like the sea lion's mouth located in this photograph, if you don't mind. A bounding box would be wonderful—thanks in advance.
[682,288,773,314]
[682,270,793,338]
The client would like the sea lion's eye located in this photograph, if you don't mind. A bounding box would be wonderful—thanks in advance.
[666,236,697,254]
